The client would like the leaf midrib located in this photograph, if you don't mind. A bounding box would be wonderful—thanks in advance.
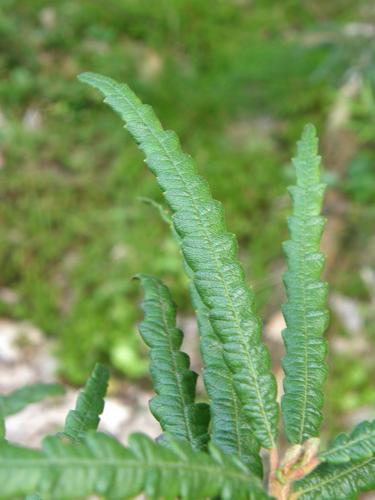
[295,456,375,496]
[321,427,375,461]
[0,456,251,483]
[298,205,310,443]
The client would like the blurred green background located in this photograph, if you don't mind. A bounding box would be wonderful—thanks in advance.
[1,0,374,435]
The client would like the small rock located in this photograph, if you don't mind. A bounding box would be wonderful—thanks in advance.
[39,7,56,30]
[330,293,363,335]
[22,108,42,132]
[0,288,19,306]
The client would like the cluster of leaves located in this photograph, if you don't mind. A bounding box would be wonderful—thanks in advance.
[0,73,374,499]
[2,0,370,385]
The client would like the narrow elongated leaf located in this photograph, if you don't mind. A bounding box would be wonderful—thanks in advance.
[281,124,329,444]
[293,456,375,499]
[320,419,375,464]
[63,363,109,442]
[0,383,64,417]
[0,433,269,499]
[143,199,262,474]
[190,280,263,474]
[79,72,278,449]
[137,274,210,450]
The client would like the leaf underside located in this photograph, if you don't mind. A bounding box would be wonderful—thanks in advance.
[79,72,278,449]
[137,274,210,450]
[294,455,375,499]
[143,199,262,475]
[281,124,329,444]
[0,432,268,499]
[63,363,109,442]
[320,419,375,464]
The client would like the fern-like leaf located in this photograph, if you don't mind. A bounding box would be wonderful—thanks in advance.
[320,419,375,464]
[63,363,109,442]
[293,456,375,499]
[0,432,269,499]
[137,274,210,450]
[79,72,278,449]
[281,124,329,444]
[189,280,263,474]
[0,383,64,417]
[142,199,262,474]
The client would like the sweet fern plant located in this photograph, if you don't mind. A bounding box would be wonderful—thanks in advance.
[0,73,374,499]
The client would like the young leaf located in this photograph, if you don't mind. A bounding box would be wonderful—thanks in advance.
[0,383,65,417]
[143,199,262,474]
[293,456,375,499]
[0,433,269,499]
[63,363,109,442]
[137,274,210,450]
[79,72,278,449]
[320,419,375,464]
[281,124,329,444]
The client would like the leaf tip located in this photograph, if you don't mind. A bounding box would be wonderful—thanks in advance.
[302,123,317,139]
[93,362,110,380]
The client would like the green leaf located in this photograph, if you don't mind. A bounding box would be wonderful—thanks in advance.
[79,72,278,449]
[63,363,109,442]
[281,124,329,444]
[320,419,375,464]
[293,456,375,499]
[189,280,263,475]
[0,383,65,417]
[143,198,262,474]
[137,274,210,451]
[0,433,269,499]
[0,443,42,498]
